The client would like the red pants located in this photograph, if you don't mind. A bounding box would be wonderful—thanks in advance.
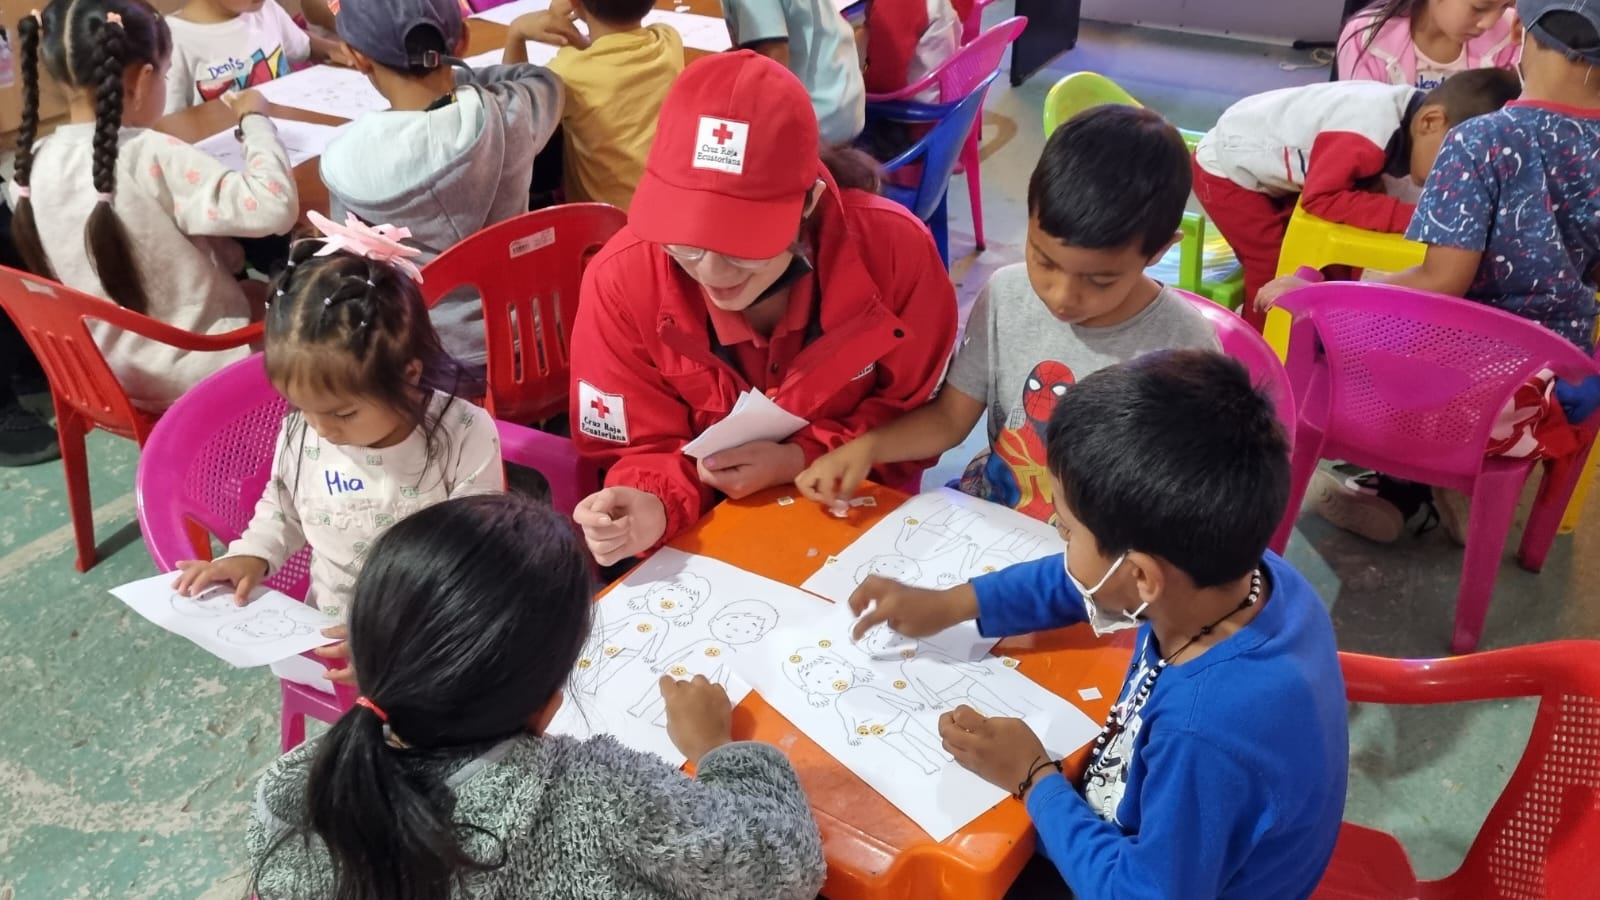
[1191,157,1295,331]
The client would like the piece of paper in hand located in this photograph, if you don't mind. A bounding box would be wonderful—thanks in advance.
[680,389,808,459]
[110,573,339,668]
[549,669,753,769]
[194,118,345,171]
[849,601,920,661]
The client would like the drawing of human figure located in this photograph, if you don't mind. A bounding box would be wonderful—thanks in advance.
[169,586,234,616]
[897,648,1032,719]
[894,504,981,561]
[782,646,947,775]
[217,609,316,645]
[571,612,672,694]
[854,555,922,585]
[627,600,779,725]
[626,573,712,626]
[962,529,1046,578]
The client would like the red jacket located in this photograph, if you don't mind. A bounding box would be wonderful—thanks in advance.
[569,183,959,543]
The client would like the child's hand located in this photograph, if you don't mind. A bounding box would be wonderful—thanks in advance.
[314,625,355,685]
[509,10,590,49]
[938,705,1051,795]
[696,441,806,499]
[660,674,733,764]
[795,437,876,506]
[172,556,269,605]
[222,89,270,122]
[573,487,668,566]
[1253,275,1310,314]
[847,576,978,641]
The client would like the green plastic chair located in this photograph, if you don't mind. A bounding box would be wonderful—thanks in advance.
[1042,72,1245,309]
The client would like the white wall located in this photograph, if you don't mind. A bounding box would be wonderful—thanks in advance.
[1078,0,1344,44]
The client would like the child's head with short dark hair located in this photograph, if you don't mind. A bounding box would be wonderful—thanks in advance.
[1405,68,1522,183]
[1024,105,1191,328]
[577,0,657,26]
[1046,350,1290,590]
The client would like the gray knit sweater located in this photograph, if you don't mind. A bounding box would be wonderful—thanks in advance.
[246,735,826,899]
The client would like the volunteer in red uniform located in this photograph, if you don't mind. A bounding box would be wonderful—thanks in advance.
[569,50,959,566]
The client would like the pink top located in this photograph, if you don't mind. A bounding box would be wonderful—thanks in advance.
[1337,8,1519,88]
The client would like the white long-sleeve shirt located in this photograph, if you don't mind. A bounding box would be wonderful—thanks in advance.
[225,393,505,621]
[8,116,299,410]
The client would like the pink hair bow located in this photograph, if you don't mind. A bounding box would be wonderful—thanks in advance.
[306,210,425,283]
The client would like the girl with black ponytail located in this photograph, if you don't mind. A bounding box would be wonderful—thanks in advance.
[7,0,299,412]
[248,493,827,900]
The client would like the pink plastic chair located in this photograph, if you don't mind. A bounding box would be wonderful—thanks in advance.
[1276,283,1600,653]
[136,355,599,750]
[960,0,1001,42]
[865,16,1028,252]
[1178,291,1299,551]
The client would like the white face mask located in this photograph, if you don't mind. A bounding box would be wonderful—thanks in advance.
[1064,550,1148,636]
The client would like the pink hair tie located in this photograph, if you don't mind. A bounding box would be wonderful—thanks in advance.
[96,192,113,204]
[14,187,31,199]
[104,12,123,26]
[354,696,389,722]
[306,210,425,283]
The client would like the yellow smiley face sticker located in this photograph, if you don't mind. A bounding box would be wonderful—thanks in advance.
[905,517,920,525]
[892,680,908,689]
[604,646,620,657]
[832,680,849,691]
[669,665,688,676]
[704,647,722,657]
[818,639,832,648]
[982,565,996,573]
[1003,658,1019,668]
[900,649,916,659]
[789,654,802,663]
[856,725,870,735]
[869,724,886,736]
[659,599,676,609]
[637,623,653,633]
[577,658,593,669]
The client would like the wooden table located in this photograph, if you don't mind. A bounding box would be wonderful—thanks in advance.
[647,484,1135,900]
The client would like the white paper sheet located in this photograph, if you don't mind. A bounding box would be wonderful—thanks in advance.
[640,10,733,52]
[464,42,560,70]
[110,574,340,668]
[194,118,344,171]
[800,488,1065,661]
[548,548,1098,840]
[742,600,1100,841]
[471,0,554,26]
[255,64,389,120]
[680,389,809,459]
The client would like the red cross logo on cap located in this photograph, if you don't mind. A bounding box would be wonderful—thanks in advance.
[711,122,735,145]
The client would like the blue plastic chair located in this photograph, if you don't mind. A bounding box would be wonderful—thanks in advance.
[868,69,999,267]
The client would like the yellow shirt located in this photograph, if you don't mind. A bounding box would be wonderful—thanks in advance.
[548,25,685,210]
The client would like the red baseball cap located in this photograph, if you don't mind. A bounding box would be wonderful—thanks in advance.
[629,51,823,260]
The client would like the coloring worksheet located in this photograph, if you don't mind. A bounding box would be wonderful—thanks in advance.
[194,118,345,172]
[548,548,1099,840]
[110,573,339,668]
[801,488,1062,660]
[470,0,554,26]
[254,65,389,120]
[464,44,559,70]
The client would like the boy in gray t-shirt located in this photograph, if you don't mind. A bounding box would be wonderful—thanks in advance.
[796,105,1219,524]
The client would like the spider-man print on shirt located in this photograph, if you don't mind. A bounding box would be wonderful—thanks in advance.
[959,360,1075,525]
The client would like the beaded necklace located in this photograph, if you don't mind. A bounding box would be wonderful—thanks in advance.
[1084,568,1263,776]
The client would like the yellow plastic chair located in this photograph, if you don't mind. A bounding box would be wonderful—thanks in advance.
[1264,203,1427,358]
[1043,72,1243,306]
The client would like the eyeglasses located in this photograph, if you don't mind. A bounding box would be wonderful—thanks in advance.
[661,244,780,270]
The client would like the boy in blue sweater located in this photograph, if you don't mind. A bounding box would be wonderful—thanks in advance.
[850,349,1349,899]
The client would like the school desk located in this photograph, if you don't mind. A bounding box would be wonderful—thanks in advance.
[636,482,1135,900]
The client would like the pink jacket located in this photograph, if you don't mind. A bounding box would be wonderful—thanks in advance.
[1337,9,1518,86]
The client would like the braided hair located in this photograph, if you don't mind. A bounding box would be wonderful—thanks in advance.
[263,241,476,491]
[10,0,170,313]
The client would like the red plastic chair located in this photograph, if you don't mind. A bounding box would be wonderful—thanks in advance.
[1276,283,1600,652]
[135,354,599,750]
[1178,291,1299,551]
[1315,643,1600,899]
[0,265,260,571]
[864,16,1028,252]
[421,203,627,425]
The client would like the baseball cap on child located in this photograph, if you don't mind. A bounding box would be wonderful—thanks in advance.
[334,0,466,72]
[628,51,824,261]
[1520,0,1600,65]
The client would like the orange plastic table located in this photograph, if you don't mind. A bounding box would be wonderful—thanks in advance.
[622,484,1136,900]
